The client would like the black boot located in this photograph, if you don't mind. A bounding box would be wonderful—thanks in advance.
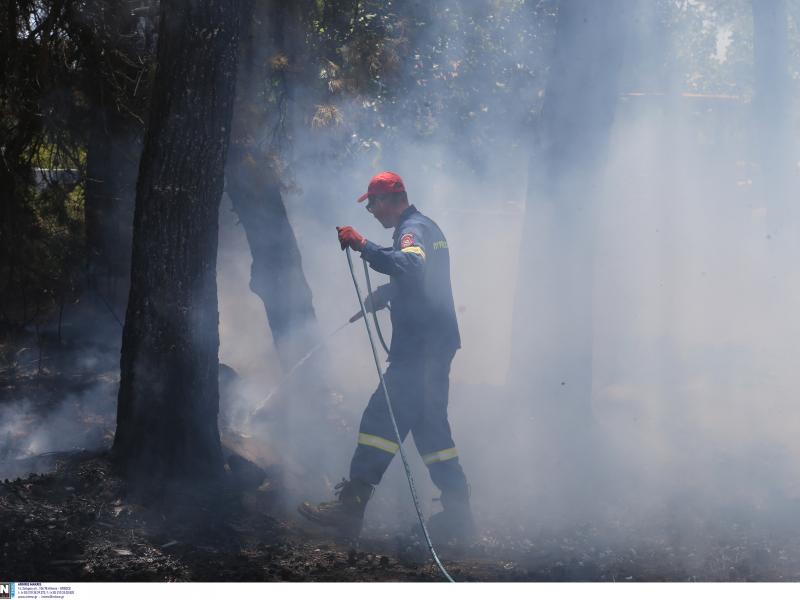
[427,487,476,546]
[297,478,374,539]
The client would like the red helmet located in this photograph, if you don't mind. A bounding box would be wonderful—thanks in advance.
[356,171,406,202]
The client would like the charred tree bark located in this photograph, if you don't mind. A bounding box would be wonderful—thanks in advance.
[226,0,323,371]
[112,0,241,488]
[512,1,628,427]
[752,0,791,229]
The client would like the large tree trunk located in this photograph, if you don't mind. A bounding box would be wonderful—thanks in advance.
[112,0,241,488]
[511,0,628,428]
[752,0,791,231]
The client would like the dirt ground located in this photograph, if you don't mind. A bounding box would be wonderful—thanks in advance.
[0,451,530,582]
[3,449,800,582]
[4,333,800,582]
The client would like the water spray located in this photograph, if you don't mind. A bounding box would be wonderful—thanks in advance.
[248,320,351,420]
[248,294,388,420]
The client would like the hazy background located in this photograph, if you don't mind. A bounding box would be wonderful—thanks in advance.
[214,0,800,545]
[4,1,800,564]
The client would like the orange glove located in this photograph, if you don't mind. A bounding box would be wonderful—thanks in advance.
[337,226,366,251]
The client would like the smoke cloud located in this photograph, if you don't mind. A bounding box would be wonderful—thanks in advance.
[213,1,800,567]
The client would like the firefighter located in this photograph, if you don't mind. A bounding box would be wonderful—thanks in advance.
[298,171,474,543]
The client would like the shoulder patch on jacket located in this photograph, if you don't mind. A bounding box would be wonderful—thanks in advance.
[399,233,414,249]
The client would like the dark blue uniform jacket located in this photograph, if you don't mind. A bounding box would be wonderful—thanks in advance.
[360,205,461,361]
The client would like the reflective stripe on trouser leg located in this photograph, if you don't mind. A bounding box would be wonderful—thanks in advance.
[422,447,458,465]
[350,358,423,486]
[357,433,399,455]
[410,350,470,497]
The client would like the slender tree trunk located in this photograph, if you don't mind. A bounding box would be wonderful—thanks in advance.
[512,0,628,427]
[84,111,138,306]
[84,116,113,287]
[112,0,241,488]
[226,0,323,371]
[752,0,791,231]
[0,0,17,90]
[78,2,147,310]
[226,152,321,369]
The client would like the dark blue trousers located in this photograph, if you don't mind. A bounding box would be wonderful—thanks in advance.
[349,350,469,499]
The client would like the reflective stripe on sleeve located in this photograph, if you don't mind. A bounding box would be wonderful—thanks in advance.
[358,433,400,455]
[400,246,426,259]
[422,447,458,465]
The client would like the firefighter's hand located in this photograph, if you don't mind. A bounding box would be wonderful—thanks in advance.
[337,226,366,251]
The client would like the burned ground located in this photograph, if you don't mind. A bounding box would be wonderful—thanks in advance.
[3,450,800,582]
[3,333,800,582]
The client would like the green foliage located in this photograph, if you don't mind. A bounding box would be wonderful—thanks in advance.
[0,176,86,332]
[669,0,755,97]
[28,141,86,171]
[4,0,800,336]
[0,0,151,334]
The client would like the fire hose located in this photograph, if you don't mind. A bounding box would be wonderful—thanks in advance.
[345,247,455,583]
[246,249,455,581]
[361,258,390,356]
